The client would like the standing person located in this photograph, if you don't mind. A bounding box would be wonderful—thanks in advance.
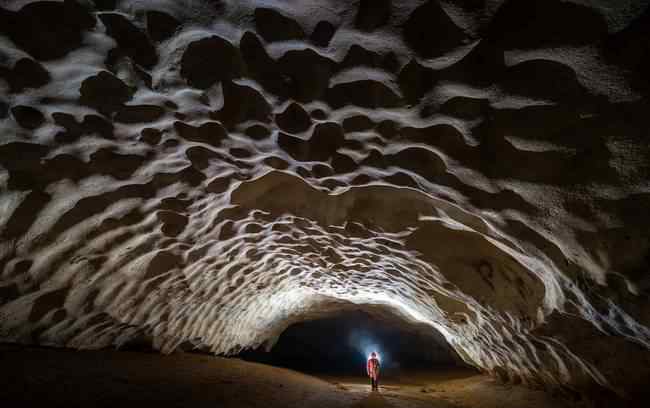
[367,352,380,391]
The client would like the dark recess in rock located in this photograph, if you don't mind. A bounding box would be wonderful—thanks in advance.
[355,0,391,31]
[312,163,333,178]
[278,122,344,162]
[2,58,51,93]
[207,176,231,194]
[240,31,290,98]
[79,71,134,115]
[29,288,68,323]
[343,138,364,151]
[51,112,80,142]
[53,112,114,143]
[486,0,608,49]
[1,189,50,238]
[230,148,252,159]
[82,115,114,139]
[386,147,447,182]
[310,20,336,47]
[140,128,162,145]
[11,105,45,129]
[362,149,387,169]
[402,0,468,58]
[146,10,181,42]
[0,283,20,304]
[99,12,158,68]
[331,152,358,174]
[418,103,435,118]
[0,100,9,119]
[165,100,179,110]
[342,115,375,132]
[157,210,188,237]
[133,64,153,89]
[217,81,272,128]
[382,51,400,73]
[254,8,305,42]
[398,59,437,104]
[384,171,418,188]
[180,36,244,89]
[88,148,148,180]
[187,145,214,172]
[277,49,336,102]
[163,138,179,148]
[0,0,95,60]
[500,59,588,103]
[440,97,489,119]
[310,109,328,120]
[92,0,117,10]
[277,133,305,161]
[245,124,271,140]
[0,142,49,190]
[439,39,504,87]
[114,105,165,124]
[296,166,311,179]
[143,251,182,280]
[602,6,650,97]
[339,45,385,71]
[326,80,403,109]
[174,121,228,146]
[276,103,312,134]
[263,156,289,170]
[376,119,399,139]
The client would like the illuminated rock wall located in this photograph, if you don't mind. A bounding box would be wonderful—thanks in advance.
[1,0,649,399]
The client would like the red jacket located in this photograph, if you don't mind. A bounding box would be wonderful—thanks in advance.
[367,357,380,379]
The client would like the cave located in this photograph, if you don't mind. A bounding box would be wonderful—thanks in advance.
[1,0,650,407]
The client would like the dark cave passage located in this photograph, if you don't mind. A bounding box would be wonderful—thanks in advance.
[237,310,470,378]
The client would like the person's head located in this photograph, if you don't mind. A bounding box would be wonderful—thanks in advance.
[371,352,377,358]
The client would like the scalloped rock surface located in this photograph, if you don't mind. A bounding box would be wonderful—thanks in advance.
[1,0,649,401]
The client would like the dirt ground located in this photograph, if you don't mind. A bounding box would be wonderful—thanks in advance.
[1,344,575,408]
[321,371,578,408]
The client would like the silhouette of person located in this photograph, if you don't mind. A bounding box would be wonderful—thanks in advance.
[367,351,380,391]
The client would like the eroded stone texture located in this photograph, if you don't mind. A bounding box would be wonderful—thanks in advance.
[1,0,650,403]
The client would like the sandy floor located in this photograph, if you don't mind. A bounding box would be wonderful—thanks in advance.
[1,345,574,408]
[322,371,576,408]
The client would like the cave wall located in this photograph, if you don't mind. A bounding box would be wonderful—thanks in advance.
[1,0,649,400]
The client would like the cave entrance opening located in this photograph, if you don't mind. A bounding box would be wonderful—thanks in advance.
[236,309,474,383]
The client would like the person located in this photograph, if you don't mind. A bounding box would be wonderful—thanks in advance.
[367,351,380,391]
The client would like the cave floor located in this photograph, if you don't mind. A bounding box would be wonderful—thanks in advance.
[1,344,573,408]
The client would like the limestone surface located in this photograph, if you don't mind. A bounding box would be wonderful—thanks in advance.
[1,0,649,401]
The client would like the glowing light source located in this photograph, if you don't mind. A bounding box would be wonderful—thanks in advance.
[368,351,381,362]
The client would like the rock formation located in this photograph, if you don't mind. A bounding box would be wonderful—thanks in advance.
[1,0,649,402]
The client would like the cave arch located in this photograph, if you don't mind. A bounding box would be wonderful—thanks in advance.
[238,306,469,376]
